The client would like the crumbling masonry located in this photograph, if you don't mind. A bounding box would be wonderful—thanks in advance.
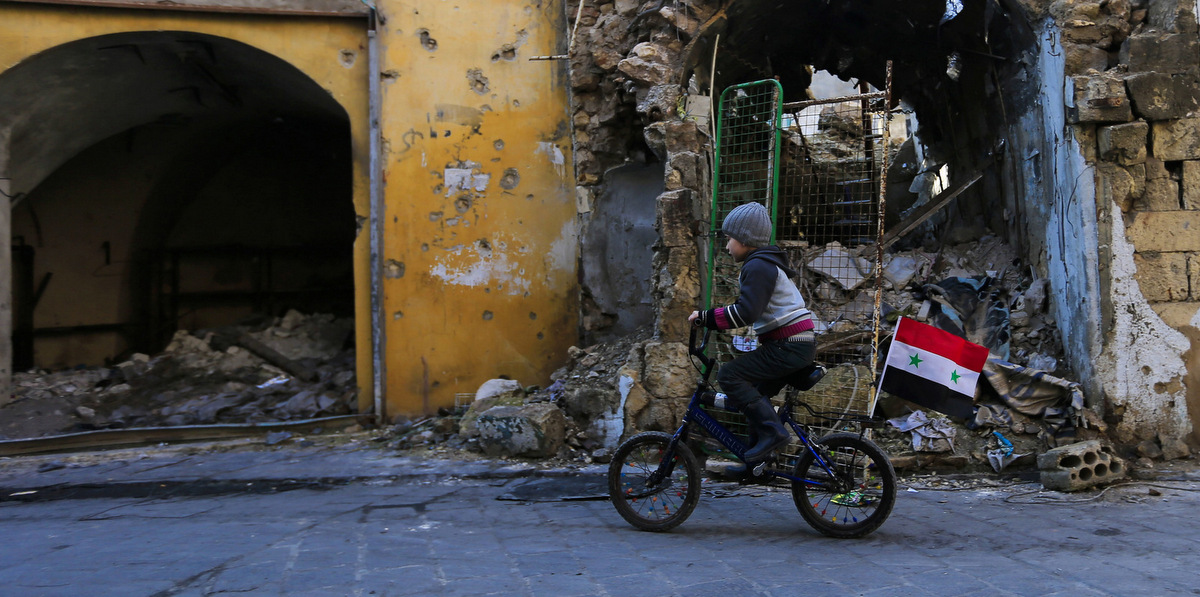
[565,0,1200,455]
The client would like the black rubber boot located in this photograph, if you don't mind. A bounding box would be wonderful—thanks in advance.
[741,398,790,462]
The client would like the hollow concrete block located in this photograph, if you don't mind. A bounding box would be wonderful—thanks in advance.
[1037,440,1127,492]
[1041,441,1123,491]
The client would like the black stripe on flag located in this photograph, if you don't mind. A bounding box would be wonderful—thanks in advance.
[879,366,975,420]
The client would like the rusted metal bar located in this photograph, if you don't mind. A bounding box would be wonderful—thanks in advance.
[869,61,894,418]
[782,91,886,111]
[0,415,368,457]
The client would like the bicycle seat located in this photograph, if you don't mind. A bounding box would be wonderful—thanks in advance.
[782,364,826,391]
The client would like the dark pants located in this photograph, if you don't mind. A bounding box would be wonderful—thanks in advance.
[717,338,817,410]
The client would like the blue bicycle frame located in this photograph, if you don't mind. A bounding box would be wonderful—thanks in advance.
[653,325,838,488]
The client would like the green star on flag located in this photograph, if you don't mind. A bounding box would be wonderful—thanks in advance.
[950,370,961,383]
[908,354,922,367]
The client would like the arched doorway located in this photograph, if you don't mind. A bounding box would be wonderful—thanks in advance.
[0,31,357,437]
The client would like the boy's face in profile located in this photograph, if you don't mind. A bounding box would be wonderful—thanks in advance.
[726,236,755,262]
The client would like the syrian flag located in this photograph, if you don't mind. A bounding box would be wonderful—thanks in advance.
[877,317,989,419]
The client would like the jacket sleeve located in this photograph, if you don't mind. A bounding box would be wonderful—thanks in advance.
[695,260,778,330]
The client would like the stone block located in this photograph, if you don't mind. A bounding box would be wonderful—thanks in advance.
[1119,33,1200,74]
[1139,176,1180,210]
[666,151,704,191]
[617,42,674,85]
[476,403,566,457]
[1148,0,1200,33]
[1069,74,1133,123]
[641,341,695,399]
[1098,120,1148,165]
[1161,435,1192,460]
[1038,440,1127,491]
[1182,160,1200,209]
[1096,162,1144,212]
[657,189,697,248]
[1064,42,1109,75]
[1152,118,1200,161]
[1125,72,1200,120]
[1133,251,1188,300]
[1149,300,1200,328]
[1124,210,1200,252]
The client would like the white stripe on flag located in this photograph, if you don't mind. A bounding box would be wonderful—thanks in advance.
[885,339,980,398]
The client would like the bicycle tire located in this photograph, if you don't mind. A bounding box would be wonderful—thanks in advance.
[791,432,896,538]
[608,431,701,532]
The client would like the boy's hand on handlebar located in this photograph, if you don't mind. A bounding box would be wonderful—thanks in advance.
[689,311,701,326]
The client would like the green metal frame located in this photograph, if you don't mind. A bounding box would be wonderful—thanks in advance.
[707,79,783,309]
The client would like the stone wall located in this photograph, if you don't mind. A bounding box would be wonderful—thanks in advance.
[566,0,1200,449]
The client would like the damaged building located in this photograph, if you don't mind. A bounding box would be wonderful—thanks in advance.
[0,0,1199,462]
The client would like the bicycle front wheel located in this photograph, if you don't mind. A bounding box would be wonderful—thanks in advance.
[792,432,896,538]
[608,431,701,532]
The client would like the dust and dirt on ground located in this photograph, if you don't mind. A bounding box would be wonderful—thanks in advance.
[0,310,358,441]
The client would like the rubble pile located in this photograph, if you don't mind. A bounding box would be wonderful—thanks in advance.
[0,311,357,440]
[388,329,650,463]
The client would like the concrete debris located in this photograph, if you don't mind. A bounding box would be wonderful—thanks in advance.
[0,310,357,440]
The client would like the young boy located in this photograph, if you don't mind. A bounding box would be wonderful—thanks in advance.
[689,201,816,462]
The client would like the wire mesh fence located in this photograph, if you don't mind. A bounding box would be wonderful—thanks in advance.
[702,78,892,465]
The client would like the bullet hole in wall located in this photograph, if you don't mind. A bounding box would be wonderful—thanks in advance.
[483,310,494,320]
[500,168,520,190]
[492,45,517,62]
[339,49,356,68]
[429,211,443,221]
[384,260,405,278]
[467,68,489,95]
[529,312,537,320]
[455,195,472,213]
[494,139,505,151]
[418,29,438,51]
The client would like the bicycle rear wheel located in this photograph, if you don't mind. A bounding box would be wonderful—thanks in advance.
[608,431,701,532]
[792,432,896,538]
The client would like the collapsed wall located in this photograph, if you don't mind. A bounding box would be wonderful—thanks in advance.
[565,0,1199,456]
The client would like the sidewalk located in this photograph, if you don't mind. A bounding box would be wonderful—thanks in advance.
[0,433,606,501]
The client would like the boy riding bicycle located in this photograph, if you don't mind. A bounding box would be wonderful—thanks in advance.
[688,201,817,463]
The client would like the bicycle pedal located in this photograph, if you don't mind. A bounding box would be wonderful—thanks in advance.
[751,461,767,476]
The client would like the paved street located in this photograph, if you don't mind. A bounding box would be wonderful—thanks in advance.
[2,443,1200,596]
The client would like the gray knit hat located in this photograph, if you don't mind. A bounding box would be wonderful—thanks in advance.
[722,202,772,247]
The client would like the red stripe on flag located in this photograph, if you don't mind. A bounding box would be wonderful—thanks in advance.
[894,317,988,372]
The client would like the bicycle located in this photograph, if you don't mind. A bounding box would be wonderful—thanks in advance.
[607,324,897,538]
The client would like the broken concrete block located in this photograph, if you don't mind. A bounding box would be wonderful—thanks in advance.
[1153,118,1200,161]
[807,246,870,290]
[1098,121,1148,165]
[1136,439,1164,459]
[616,42,674,85]
[1125,72,1200,120]
[459,380,526,438]
[883,254,921,289]
[476,403,566,458]
[1069,74,1133,123]
[1120,33,1200,74]
[1161,436,1191,460]
[1038,440,1126,491]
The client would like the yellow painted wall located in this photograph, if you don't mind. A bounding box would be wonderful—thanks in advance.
[378,0,577,414]
[0,0,578,417]
[0,4,375,407]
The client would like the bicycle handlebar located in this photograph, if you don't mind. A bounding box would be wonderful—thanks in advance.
[688,321,714,370]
